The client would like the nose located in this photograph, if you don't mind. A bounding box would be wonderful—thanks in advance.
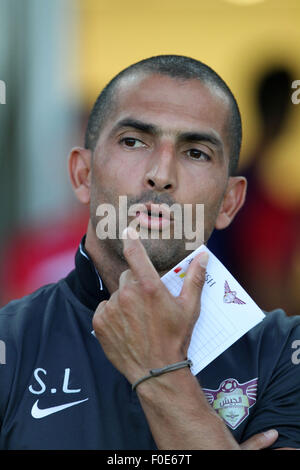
[143,142,177,192]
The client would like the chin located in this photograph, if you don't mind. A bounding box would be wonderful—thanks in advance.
[138,237,188,273]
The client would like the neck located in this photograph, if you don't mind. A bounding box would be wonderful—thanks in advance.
[84,221,128,294]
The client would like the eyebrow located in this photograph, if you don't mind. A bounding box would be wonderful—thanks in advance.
[178,131,223,150]
[110,118,157,136]
[111,118,223,151]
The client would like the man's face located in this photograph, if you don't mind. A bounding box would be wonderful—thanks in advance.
[89,73,232,272]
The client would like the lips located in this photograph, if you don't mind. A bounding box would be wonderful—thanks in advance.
[134,202,173,230]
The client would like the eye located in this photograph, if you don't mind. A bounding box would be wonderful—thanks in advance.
[120,137,146,148]
[186,148,211,161]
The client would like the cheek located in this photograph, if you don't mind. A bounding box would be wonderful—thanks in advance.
[206,178,226,206]
[180,170,226,236]
[179,167,225,208]
[92,150,144,201]
[204,180,226,222]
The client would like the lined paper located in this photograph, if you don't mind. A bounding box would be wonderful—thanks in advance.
[161,245,265,375]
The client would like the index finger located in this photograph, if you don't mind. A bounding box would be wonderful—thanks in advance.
[121,227,160,283]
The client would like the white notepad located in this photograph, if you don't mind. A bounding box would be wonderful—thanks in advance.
[160,245,265,375]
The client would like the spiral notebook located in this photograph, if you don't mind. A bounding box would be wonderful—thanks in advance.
[160,245,265,375]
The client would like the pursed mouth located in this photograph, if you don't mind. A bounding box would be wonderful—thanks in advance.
[132,202,173,231]
[136,202,173,220]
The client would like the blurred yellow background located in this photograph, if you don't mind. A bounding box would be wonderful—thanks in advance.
[77,0,300,204]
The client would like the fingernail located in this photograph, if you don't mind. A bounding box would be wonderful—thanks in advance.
[122,227,139,240]
[263,429,278,440]
[199,252,209,268]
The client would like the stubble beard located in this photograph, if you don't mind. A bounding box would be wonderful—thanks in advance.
[113,234,190,274]
[90,208,192,274]
[89,190,204,274]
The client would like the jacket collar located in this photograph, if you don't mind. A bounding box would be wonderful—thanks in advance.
[65,235,110,311]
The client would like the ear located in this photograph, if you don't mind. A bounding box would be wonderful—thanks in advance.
[68,147,92,205]
[215,176,247,230]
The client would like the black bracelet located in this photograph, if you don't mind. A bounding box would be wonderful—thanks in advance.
[132,359,193,391]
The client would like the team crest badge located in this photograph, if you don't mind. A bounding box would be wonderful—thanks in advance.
[203,378,258,430]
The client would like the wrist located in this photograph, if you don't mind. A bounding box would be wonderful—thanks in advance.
[132,359,193,392]
[135,363,194,401]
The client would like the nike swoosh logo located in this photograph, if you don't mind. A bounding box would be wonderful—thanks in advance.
[31,398,89,419]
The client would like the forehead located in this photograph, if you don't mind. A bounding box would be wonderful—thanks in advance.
[106,73,231,140]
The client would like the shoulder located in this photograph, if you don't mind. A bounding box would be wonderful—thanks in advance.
[262,308,300,329]
[0,282,60,314]
[0,283,56,313]
[0,280,71,337]
[244,309,300,375]
[248,308,300,349]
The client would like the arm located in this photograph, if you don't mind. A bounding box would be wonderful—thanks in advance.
[134,363,239,449]
[92,228,276,449]
[238,312,300,450]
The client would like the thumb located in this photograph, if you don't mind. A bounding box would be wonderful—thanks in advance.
[240,429,278,450]
[179,251,209,311]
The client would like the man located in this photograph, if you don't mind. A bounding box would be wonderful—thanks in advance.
[0,55,299,450]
